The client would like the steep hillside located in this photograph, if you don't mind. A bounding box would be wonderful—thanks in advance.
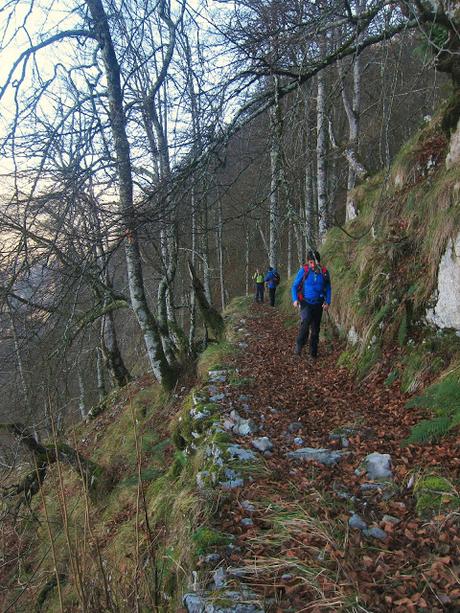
[2,93,460,613]
[320,90,460,441]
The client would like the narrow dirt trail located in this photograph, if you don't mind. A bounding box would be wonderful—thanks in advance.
[214,303,460,612]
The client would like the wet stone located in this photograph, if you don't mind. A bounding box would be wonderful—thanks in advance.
[359,452,393,480]
[241,518,254,527]
[286,447,346,466]
[293,437,304,446]
[349,513,368,531]
[213,567,226,588]
[202,553,221,565]
[226,445,256,462]
[209,370,228,383]
[209,393,226,403]
[220,468,244,490]
[190,407,210,421]
[241,500,256,513]
[183,590,264,613]
[288,422,302,433]
[382,514,400,525]
[251,437,273,452]
[363,527,387,541]
[233,418,257,436]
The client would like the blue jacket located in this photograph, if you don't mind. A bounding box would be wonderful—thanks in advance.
[264,269,278,289]
[291,265,331,305]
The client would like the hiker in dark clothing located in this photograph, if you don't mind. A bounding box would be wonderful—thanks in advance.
[253,269,265,303]
[291,250,331,358]
[265,266,279,307]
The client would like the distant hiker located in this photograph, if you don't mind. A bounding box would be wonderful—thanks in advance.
[265,266,280,307]
[253,268,265,303]
[291,250,331,358]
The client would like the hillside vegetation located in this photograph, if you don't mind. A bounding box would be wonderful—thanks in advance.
[2,95,460,612]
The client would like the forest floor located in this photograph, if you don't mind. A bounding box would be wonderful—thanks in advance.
[205,302,460,612]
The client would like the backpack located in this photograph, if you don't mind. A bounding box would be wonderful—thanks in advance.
[297,264,328,301]
[273,271,280,286]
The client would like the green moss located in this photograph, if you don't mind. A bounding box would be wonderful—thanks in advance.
[414,474,460,516]
[337,349,356,371]
[228,375,254,387]
[223,295,252,317]
[191,527,232,555]
[197,341,236,380]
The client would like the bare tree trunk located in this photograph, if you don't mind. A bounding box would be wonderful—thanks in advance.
[269,76,281,269]
[189,186,197,346]
[245,224,250,296]
[149,86,181,365]
[78,369,87,420]
[101,310,132,388]
[303,86,318,250]
[216,197,225,311]
[316,67,328,241]
[287,221,292,278]
[337,9,365,222]
[95,347,106,402]
[188,261,224,341]
[85,0,176,390]
[202,197,212,303]
[7,300,32,419]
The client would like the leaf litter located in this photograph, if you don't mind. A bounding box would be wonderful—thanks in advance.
[215,304,460,611]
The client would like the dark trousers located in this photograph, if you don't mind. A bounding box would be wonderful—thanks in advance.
[255,283,264,302]
[296,302,323,357]
[269,287,276,307]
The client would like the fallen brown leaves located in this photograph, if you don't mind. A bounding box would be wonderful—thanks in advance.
[216,304,460,611]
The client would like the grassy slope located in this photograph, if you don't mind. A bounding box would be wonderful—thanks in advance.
[320,92,460,397]
[2,298,253,613]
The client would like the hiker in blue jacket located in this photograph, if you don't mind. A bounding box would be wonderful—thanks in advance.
[264,266,279,307]
[291,250,331,358]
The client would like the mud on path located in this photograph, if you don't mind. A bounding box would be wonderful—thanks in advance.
[212,303,460,612]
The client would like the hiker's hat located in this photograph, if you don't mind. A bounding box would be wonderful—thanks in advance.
[307,250,320,262]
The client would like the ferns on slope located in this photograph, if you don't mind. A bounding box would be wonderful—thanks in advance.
[405,376,460,444]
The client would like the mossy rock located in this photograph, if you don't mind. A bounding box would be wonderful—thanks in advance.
[171,394,222,451]
[197,342,236,380]
[414,474,460,516]
[191,527,233,555]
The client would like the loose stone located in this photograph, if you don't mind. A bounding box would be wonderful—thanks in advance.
[363,527,387,541]
[251,437,273,452]
[358,452,393,480]
[213,567,227,588]
[227,445,256,462]
[349,513,368,530]
[241,500,256,513]
[209,393,226,403]
[183,590,264,613]
[382,514,400,525]
[234,418,257,436]
[286,447,346,466]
